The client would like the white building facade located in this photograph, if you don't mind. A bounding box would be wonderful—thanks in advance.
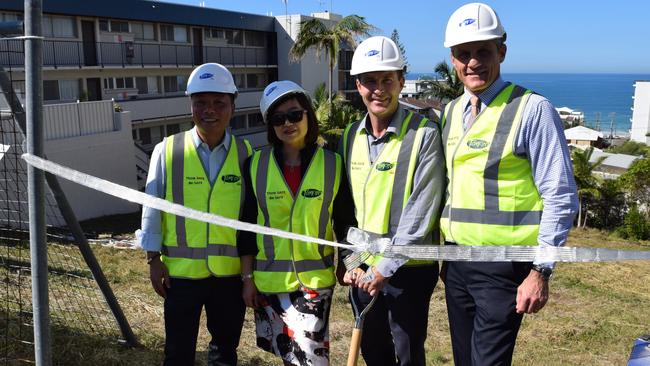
[630,80,650,145]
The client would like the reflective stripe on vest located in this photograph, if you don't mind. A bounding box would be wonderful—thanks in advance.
[251,146,340,293]
[161,131,251,278]
[342,111,432,266]
[440,84,543,246]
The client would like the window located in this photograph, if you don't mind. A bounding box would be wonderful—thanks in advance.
[99,19,129,33]
[161,25,187,42]
[207,28,225,39]
[233,74,245,89]
[42,15,76,38]
[166,124,180,136]
[248,113,264,128]
[135,77,148,94]
[230,115,246,130]
[1,12,22,22]
[163,75,187,93]
[147,76,159,94]
[225,30,243,45]
[43,79,79,101]
[132,22,155,40]
[245,31,265,47]
[104,77,135,90]
[246,73,266,89]
[139,127,151,145]
[43,80,60,101]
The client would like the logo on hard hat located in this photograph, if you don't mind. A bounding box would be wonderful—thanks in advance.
[460,18,476,27]
[366,50,380,57]
[265,86,278,96]
[199,72,214,80]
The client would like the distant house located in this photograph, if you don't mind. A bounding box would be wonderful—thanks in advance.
[398,97,443,123]
[556,106,585,125]
[565,126,605,148]
[401,79,430,99]
[588,149,641,178]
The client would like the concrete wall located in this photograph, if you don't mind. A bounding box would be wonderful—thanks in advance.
[44,111,139,220]
[275,14,336,97]
[630,81,650,144]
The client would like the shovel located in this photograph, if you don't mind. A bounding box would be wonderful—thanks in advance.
[346,293,377,366]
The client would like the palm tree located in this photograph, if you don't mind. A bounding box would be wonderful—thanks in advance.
[289,15,374,104]
[312,82,364,149]
[571,146,606,228]
[421,61,464,102]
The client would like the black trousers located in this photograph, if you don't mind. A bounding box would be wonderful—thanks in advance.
[163,276,245,366]
[349,264,439,366]
[444,260,533,366]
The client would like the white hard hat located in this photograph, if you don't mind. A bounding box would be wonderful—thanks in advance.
[186,63,238,96]
[260,80,309,123]
[444,3,506,48]
[350,36,405,76]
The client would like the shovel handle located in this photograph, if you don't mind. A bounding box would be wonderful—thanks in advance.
[347,328,363,366]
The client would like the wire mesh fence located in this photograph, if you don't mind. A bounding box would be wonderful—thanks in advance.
[1,49,123,365]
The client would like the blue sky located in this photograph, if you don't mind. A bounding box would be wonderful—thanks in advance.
[168,0,650,74]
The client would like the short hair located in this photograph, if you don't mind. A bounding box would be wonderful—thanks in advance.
[266,93,319,147]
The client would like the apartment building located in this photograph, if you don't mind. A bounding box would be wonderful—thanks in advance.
[1,0,281,151]
[630,80,650,145]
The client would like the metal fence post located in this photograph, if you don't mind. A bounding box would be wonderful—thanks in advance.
[24,0,51,365]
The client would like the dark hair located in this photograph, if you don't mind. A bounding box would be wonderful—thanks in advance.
[266,93,319,147]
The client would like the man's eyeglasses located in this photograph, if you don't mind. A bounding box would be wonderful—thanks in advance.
[268,110,306,127]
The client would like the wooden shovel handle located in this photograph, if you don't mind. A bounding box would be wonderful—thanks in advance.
[347,328,363,366]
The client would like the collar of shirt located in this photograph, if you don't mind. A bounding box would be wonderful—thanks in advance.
[462,76,509,111]
[358,107,407,143]
[190,126,231,155]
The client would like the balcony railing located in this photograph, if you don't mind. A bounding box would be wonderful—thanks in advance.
[0,39,276,68]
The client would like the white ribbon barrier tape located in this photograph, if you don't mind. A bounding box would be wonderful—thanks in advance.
[23,154,650,263]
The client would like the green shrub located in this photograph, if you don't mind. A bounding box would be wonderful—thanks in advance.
[616,206,650,240]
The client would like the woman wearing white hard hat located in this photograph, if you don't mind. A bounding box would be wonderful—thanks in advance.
[238,80,356,366]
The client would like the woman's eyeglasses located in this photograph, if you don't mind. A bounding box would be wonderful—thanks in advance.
[268,110,306,127]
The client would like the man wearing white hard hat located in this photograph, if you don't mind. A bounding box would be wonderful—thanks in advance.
[440,3,578,365]
[136,63,252,365]
[339,36,445,366]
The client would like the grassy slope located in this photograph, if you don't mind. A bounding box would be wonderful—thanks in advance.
[23,228,650,365]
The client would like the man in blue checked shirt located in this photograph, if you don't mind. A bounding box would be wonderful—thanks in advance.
[439,3,579,365]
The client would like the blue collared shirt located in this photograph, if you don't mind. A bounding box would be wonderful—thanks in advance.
[136,127,232,252]
[457,77,579,266]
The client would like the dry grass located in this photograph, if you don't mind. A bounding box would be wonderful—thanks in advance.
[6,227,650,365]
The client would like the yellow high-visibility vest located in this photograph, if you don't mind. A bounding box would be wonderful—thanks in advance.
[250,146,340,293]
[341,111,432,266]
[161,131,252,279]
[440,84,543,246]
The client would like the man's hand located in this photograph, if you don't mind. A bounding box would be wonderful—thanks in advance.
[359,266,390,297]
[149,256,170,298]
[516,270,549,314]
[242,278,262,308]
[341,267,366,287]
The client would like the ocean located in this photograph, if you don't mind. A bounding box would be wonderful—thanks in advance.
[406,73,650,135]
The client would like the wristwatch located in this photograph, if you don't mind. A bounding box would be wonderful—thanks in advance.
[532,264,553,281]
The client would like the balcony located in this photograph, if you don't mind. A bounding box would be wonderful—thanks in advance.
[0,39,276,69]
